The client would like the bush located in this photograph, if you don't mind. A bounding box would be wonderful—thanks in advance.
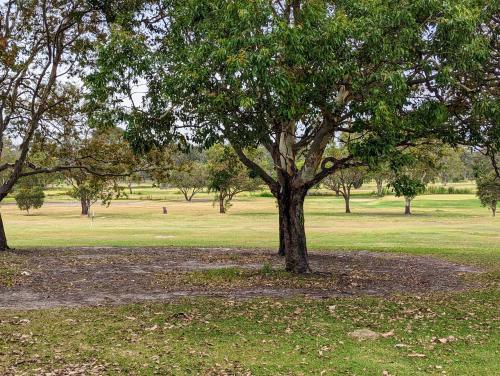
[371,187,390,197]
[256,191,274,197]
[15,186,45,215]
[307,190,337,197]
[476,176,499,216]
[425,186,473,195]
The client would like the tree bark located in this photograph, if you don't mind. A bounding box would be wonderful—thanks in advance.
[278,200,286,256]
[404,197,411,215]
[219,191,226,214]
[376,178,384,197]
[344,193,351,213]
[81,198,90,216]
[278,185,310,273]
[0,212,10,251]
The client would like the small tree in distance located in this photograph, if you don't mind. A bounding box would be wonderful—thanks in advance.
[15,186,45,215]
[207,145,261,213]
[476,177,499,217]
[389,176,425,215]
[166,148,208,202]
[67,177,121,216]
[368,163,392,197]
[324,166,366,214]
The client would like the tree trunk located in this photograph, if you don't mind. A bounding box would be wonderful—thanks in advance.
[128,183,133,194]
[344,193,351,213]
[219,191,226,214]
[278,200,285,256]
[278,186,310,273]
[0,212,10,251]
[404,197,411,215]
[492,202,496,217]
[376,178,383,197]
[81,198,90,216]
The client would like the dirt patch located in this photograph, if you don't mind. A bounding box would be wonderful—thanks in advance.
[0,247,480,310]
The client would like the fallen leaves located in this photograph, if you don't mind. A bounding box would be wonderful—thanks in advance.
[407,352,426,358]
[432,335,457,344]
[381,330,395,338]
[348,328,380,340]
[348,328,395,341]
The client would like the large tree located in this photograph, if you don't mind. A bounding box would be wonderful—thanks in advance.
[0,0,105,250]
[88,0,498,272]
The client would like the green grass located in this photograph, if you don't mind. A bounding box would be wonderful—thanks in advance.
[1,191,497,266]
[0,291,498,375]
[0,187,498,374]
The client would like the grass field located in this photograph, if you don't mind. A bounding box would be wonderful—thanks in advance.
[1,188,498,265]
[0,186,498,375]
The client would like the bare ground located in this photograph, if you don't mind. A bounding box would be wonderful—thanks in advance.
[0,247,480,310]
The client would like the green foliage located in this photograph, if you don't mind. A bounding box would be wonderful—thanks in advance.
[157,147,208,201]
[476,175,499,216]
[67,177,120,209]
[425,186,473,195]
[389,176,425,201]
[15,186,45,215]
[87,0,498,260]
[207,144,261,212]
[256,191,274,198]
[88,0,497,166]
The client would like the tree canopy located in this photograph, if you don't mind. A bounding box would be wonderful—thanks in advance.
[87,0,499,272]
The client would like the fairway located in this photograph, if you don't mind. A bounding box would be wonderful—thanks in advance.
[2,190,498,265]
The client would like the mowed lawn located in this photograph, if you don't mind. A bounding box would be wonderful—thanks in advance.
[0,189,499,375]
[1,190,498,265]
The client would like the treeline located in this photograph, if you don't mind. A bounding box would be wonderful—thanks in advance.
[7,136,497,218]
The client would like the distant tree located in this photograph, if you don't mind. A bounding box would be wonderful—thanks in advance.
[62,127,137,215]
[15,186,45,215]
[389,144,445,215]
[68,176,120,216]
[389,176,425,215]
[170,163,208,202]
[437,147,467,185]
[476,176,499,217]
[165,148,208,202]
[324,166,366,213]
[124,172,143,194]
[367,162,392,197]
[207,145,261,213]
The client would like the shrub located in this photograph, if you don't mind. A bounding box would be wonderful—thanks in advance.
[425,186,473,195]
[257,191,274,198]
[15,186,45,215]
